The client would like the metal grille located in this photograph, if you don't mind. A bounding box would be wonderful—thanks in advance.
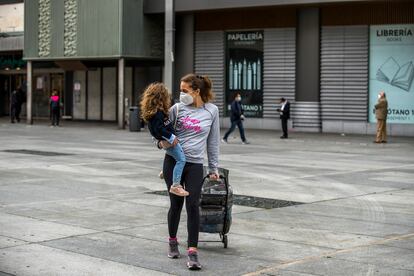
[320,25,369,121]
[263,28,296,118]
[194,31,225,116]
[292,101,321,129]
[147,190,303,209]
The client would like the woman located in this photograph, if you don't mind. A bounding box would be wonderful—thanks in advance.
[159,74,220,270]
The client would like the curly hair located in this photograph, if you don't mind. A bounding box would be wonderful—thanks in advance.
[140,82,171,122]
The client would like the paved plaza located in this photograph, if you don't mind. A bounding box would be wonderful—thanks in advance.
[0,119,413,276]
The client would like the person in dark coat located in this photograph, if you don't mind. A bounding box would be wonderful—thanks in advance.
[222,92,249,144]
[10,89,22,123]
[277,97,290,139]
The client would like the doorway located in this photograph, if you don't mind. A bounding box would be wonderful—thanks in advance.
[33,73,64,118]
[0,74,26,117]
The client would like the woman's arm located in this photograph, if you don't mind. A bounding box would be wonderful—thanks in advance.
[207,106,220,177]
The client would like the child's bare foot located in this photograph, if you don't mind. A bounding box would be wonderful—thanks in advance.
[169,185,189,197]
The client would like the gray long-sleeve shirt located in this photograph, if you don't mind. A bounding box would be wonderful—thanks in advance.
[169,102,220,173]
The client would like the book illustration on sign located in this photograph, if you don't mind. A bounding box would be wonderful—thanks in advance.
[376,57,414,92]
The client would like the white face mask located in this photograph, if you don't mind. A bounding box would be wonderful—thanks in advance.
[236,97,241,102]
[180,92,194,105]
[378,94,381,99]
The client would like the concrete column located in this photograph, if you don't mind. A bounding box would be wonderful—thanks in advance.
[26,61,33,125]
[296,8,320,102]
[164,0,175,93]
[118,58,125,129]
[293,8,322,132]
[174,14,194,98]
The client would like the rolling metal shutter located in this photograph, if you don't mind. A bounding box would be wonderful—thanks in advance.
[263,28,296,118]
[194,31,225,115]
[292,102,321,129]
[320,25,369,121]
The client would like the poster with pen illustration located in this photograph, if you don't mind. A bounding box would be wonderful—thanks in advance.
[369,24,414,124]
[226,31,263,118]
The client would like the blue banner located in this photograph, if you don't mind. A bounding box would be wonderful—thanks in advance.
[369,24,414,124]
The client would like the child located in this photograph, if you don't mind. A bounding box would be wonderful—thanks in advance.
[140,83,189,197]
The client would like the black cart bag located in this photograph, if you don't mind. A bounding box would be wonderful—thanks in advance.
[199,167,233,247]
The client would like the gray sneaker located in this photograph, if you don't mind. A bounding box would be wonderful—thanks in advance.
[187,251,202,270]
[168,240,180,259]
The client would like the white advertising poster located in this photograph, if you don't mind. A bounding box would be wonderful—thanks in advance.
[369,24,414,124]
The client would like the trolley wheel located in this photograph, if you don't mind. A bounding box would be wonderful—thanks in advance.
[223,234,228,248]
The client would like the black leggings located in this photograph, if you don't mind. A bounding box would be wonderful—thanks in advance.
[163,154,203,248]
[51,108,60,126]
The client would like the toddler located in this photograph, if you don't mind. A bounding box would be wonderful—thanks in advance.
[140,83,188,197]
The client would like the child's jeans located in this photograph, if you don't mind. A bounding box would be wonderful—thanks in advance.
[166,143,186,185]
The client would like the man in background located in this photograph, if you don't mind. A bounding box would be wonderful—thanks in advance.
[222,92,250,144]
[277,97,290,139]
[374,91,388,143]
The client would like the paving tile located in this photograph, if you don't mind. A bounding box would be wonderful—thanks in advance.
[265,257,414,276]
[236,209,414,238]
[0,236,26,249]
[42,232,274,275]
[0,213,97,242]
[0,244,170,276]
[334,244,414,271]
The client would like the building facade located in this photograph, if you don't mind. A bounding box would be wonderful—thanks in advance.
[147,0,414,136]
[24,0,163,126]
[22,0,414,136]
[0,1,25,118]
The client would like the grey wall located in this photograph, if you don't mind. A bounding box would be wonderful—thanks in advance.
[73,68,117,121]
[102,68,116,121]
[87,70,100,120]
[73,71,86,120]
[24,0,39,58]
[50,0,64,57]
[296,8,320,102]
[64,71,73,117]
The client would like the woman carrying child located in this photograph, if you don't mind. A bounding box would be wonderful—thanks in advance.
[158,74,220,270]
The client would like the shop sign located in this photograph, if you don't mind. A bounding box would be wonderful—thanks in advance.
[0,57,26,70]
[369,24,414,124]
[225,31,263,118]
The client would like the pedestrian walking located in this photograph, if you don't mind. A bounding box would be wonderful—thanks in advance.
[158,73,220,270]
[50,90,61,127]
[277,97,290,139]
[222,92,249,144]
[374,91,388,143]
[140,82,188,197]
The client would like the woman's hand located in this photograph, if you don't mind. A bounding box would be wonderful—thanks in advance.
[209,172,220,180]
[171,137,179,146]
[159,137,179,149]
[159,140,173,149]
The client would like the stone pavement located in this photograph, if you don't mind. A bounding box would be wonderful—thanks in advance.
[0,118,413,276]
